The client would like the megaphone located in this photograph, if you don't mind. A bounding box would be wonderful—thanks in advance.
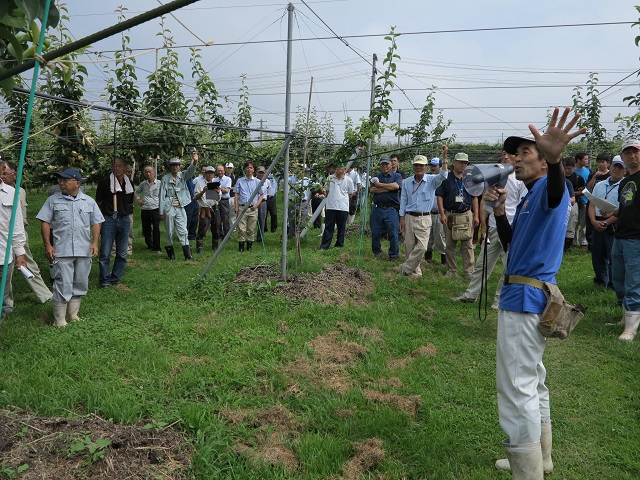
[462,163,515,213]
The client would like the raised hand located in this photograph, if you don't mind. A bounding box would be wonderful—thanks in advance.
[528,107,587,164]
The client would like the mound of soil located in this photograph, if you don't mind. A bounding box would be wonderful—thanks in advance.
[0,409,190,479]
[233,263,374,306]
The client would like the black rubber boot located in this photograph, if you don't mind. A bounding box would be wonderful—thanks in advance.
[246,241,253,251]
[196,240,203,254]
[425,250,433,261]
[239,241,245,252]
[212,241,219,251]
[564,237,573,253]
[165,245,176,260]
[182,244,193,260]
[440,254,446,265]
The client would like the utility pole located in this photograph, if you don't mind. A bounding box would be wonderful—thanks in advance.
[259,119,264,144]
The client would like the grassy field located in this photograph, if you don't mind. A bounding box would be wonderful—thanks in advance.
[1,190,639,479]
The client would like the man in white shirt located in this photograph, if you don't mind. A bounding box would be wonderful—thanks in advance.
[319,164,355,250]
[0,158,27,324]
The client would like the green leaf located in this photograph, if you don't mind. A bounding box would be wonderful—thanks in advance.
[14,0,39,24]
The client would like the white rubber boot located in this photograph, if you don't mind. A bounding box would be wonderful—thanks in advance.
[496,424,553,475]
[66,296,83,322]
[504,440,543,480]
[52,301,68,327]
[540,422,553,474]
[619,310,640,341]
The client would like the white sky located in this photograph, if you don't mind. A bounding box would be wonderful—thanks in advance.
[56,0,640,146]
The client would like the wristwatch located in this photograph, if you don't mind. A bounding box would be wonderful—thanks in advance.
[603,221,608,227]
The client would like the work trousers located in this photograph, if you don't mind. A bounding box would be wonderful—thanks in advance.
[565,203,579,239]
[51,257,91,303]
[266,195,278,232]
[320,209,348,249]
[99,215,130,286]
[444,210,474,274]
[12,233,52,304]
[1,262,14,316]
[497,309,550,444]
[164,205,189,247]
[140,208,161,251]
[218,198,231,238]
[591,229,614,287]
[612,238,640,311]
[576,203,588,246]
[399,214,431,276]
[370,206,399,259]
[427,212,446,255]
[462,227,506,301]
[237,206,258,242]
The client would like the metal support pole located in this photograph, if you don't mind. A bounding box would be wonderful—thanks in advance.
[199,132,295,280]
[281,2,294,281]
[397,109,402,147]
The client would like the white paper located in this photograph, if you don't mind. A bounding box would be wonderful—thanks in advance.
[583,189,617,212]
[19,265,34,280]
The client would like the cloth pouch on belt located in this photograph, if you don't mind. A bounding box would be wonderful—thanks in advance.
[538,282,585,339]
[451,211,473,241]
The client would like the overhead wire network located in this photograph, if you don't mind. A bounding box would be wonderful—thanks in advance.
[17,1,637,145]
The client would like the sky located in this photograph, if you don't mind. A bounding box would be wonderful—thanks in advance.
[34,0,640,148]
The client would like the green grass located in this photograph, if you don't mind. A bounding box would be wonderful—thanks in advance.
[1,190,639,479]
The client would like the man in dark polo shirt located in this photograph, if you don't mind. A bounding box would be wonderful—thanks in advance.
[370,156,402,260]
[436,152,479,278]
[95,157,134,287]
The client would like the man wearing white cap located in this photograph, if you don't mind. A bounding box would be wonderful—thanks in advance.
[486,107,585,479]
[159,151,198,260]
[588,156,625,288]
[611,139,640,341]
[395,154,447,277]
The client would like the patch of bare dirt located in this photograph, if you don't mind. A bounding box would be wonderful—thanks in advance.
[0,409,190,480]
[388,344,438,370]
[362,390,422,418]
[170,355,208,374]
[284,330,369,394]
[221,405,300,473]
[308,331,368,363]
[340,438,385,480]
[233,263,374,306]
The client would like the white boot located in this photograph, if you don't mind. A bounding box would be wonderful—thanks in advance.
[619,310,640,341]
[540,422,553,474]
[503,440,543,480]
[66,296,83,322]
[52,301,68,327]
[496,424,553,475]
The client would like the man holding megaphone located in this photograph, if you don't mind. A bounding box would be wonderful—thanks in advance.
[483,108,586,479]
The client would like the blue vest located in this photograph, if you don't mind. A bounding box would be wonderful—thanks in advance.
[500,176,571,314]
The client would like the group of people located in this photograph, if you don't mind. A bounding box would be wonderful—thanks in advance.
[3,106,640,479]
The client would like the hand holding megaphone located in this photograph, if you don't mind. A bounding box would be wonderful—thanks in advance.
[482,184,507,216]
[462,163,514,213]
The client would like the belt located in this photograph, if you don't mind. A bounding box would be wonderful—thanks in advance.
[406,211,429,217]
[373,203,397,209]
[503,274,546,291]
[238,204,246,207]
[446,208,470,214]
